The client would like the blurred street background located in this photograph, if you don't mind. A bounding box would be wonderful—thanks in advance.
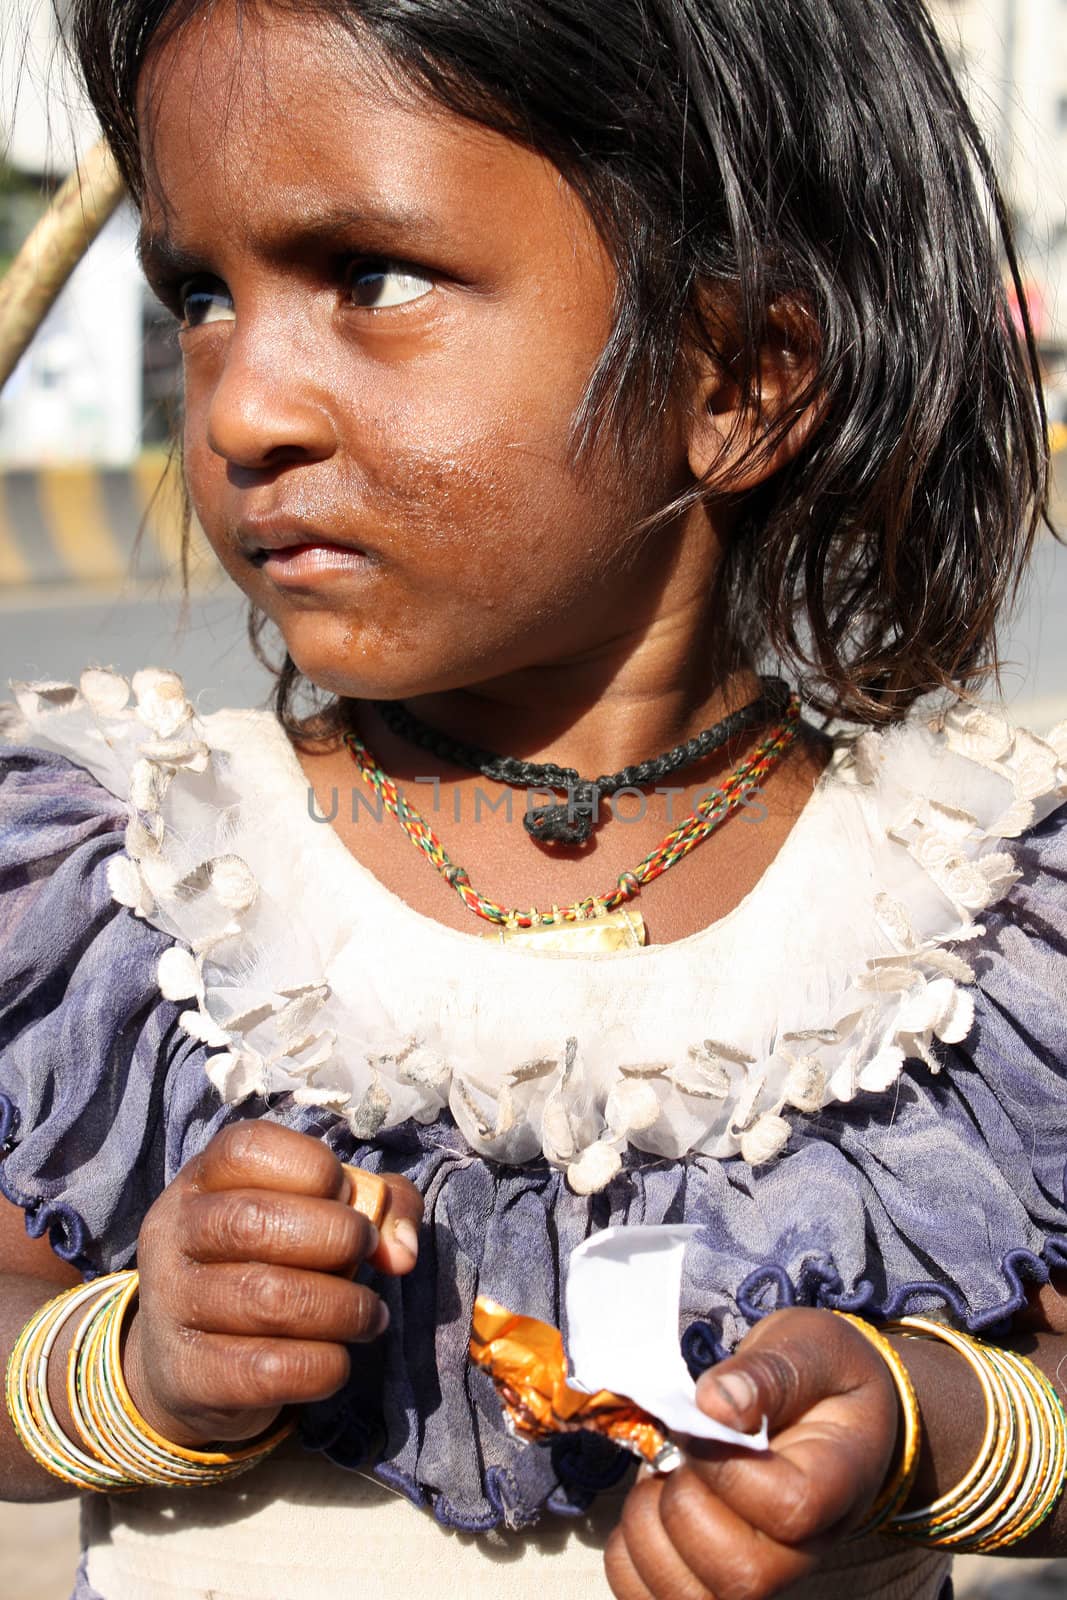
[1,1,1066,1598]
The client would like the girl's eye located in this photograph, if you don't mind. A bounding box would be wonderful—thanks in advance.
[346,262,434,309]
[180,282,235,328]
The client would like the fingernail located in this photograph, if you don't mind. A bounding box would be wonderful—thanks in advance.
[391,1219,419,1262]
[709,1371,758,1417]
[373,1298,391,1337]
[364,1222,381,1256]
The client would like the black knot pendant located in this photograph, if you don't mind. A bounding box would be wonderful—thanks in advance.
[524,783,599,846]
[371,677,792,852]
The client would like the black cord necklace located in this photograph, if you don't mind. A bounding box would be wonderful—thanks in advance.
[371,676,793,846]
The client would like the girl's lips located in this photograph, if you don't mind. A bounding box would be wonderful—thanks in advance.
[256,542,372,584]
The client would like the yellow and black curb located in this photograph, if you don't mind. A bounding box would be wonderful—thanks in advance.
[0,452,221,591]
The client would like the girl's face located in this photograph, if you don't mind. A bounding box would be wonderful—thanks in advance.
[138,2,711,702]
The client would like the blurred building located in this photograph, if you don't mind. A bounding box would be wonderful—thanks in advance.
[0,0,177,467]
[931,0,1067,402]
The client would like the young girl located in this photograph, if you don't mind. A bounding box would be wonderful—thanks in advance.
[2,1,1066,1597]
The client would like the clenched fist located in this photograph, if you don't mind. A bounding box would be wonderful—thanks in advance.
[122,1122,422,1449]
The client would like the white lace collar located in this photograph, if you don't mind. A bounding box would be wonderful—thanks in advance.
[4,667,1066,1194]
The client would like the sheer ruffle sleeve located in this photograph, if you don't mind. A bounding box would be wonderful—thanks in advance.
[0,745,236,1273]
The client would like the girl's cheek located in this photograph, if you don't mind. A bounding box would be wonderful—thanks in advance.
[178,347,220,464]
[179,339,241,532]
[180,416,242,579]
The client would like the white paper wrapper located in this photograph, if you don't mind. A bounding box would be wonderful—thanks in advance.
[565,1224,769,1452]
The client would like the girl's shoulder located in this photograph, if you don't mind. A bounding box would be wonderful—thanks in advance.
[828,700,1067,1044]
[0,668,331,1276]
[0,666,285,918]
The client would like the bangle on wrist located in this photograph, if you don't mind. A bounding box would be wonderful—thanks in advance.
[832,1312,923,1540]
[881,1316,1067,1552]
[5,1270,293,1493]
[5,1279,137,1492]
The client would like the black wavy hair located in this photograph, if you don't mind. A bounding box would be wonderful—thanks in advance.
[64,0,1053,726]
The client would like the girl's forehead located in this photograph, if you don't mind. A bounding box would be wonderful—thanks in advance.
[139,2,448,174]
[136,1,611,295]
[142,10,490,207]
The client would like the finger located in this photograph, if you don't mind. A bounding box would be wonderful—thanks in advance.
[180,1261,389,1342]
[179,1188,377,1273]
[604,1524,656,1600]
[615,1477,712,1600]
[161,1330,352,1419]
[188,1122,349,1202]
[658,1468,824,1600]
[685,1313,896,1543]
[693,1308,875,1437]
[683,1426,877,1547]
[366,1173,424,1276]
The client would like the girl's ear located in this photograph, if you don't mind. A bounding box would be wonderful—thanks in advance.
[686,292,821,492]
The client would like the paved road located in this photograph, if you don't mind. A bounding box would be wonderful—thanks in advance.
[0,582,274,712]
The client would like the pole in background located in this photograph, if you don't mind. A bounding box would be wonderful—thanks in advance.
[0,139,125,393]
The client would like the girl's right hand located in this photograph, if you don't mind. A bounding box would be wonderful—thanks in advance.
[121,1122,423,1449]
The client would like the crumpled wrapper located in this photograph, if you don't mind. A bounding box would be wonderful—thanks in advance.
[470,1297,682,1471]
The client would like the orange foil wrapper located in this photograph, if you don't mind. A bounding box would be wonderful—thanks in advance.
[470,1296,680,1470]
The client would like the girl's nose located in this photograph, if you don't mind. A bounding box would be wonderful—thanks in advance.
[205,332,337,471]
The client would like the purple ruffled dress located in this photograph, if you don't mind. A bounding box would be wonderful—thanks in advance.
[1,670,1066,1599]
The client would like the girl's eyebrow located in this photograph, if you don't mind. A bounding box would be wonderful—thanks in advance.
[138,201,448,281]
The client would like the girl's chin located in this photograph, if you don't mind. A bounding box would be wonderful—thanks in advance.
[283,648,514,708]
[280,639,465,705]
[275,610,532,704]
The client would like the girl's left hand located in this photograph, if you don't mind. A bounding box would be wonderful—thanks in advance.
[604,1307,900,1600]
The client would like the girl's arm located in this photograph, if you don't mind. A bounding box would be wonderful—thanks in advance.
[606,1300,1067,1600]
[0,1193,84,1501]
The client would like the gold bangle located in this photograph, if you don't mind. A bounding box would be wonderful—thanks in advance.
[7,1271,296,1494]
[883,1317,1067,1551]
[883,1317,1006,1540]
[77,1276,176,1484]
[69,1271,294,1487]
[970,1348,1067,1552]
[966,1346,1046,1552]
[5,1280,138,1492]
[80,1283,236,1485]
[951,1343,1031,1546]
[104,1273,295,1467]
[65,1281,141,1488]
[1004,1351,1067,1545]
[833,1313,922,1538]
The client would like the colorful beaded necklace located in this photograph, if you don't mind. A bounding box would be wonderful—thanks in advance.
[343,691,801,948]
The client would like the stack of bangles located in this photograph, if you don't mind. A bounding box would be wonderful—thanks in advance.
[4,1270,292,1492]
[837,1312,1067,1551]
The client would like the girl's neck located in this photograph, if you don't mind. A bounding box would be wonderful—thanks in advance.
[384,620,757,779]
